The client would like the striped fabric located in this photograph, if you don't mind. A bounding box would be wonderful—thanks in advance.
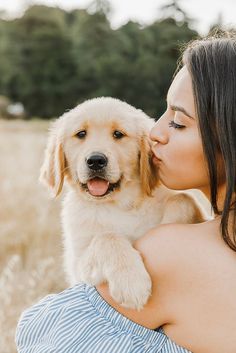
[16,283,192,353]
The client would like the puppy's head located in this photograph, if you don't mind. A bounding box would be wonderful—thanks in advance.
[40,97,159,200]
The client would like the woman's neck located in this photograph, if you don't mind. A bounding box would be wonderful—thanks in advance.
[200,183,227,215]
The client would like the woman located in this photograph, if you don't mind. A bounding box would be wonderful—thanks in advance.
[16,33,236,353]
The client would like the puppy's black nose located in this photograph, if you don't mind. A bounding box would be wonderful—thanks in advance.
[86,153,108,170]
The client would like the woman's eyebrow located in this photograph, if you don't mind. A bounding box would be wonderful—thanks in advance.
[170,104,194,119]
[166,94,194,119]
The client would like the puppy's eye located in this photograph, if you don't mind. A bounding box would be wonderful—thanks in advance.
[113,130,124,139]
[75,130,86,139]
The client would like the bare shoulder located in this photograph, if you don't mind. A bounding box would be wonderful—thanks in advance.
[134,218,235,283]
[134,222,210,279]
[134,222,236,351]
[132,223,207,325]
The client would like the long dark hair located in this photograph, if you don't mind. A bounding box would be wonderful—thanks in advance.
[182,32,236,251]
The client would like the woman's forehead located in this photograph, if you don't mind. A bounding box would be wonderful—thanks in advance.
[167,66,191,99]
[167,66,196,117]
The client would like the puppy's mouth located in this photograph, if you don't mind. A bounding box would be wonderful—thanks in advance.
[81,177,121,197]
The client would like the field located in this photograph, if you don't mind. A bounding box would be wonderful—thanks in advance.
[0,119,212,353]
[0,119,66,353]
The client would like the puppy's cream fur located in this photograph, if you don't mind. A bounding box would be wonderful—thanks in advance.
[40,97,207,310]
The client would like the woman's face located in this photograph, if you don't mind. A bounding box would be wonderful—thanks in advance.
[150,66,210,192]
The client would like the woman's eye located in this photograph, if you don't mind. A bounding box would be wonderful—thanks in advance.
[113,130,125,139]
[168,120,185,129]
[75,130,86,139]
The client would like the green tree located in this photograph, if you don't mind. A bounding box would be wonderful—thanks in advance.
[69,8,116,101]
[0,1,202,119]
[0,20,16,95]
[6,6,78,118]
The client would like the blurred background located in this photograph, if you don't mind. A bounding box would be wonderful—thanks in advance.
[0,0,235,352]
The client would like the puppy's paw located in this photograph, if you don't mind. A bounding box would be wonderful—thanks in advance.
[77,256,104,286]
[108,264,152,311]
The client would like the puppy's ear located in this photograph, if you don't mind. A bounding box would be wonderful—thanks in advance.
[140,135,159,196]
[39,121,65,197]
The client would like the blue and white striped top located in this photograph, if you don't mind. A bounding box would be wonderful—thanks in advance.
[16,283,192,353]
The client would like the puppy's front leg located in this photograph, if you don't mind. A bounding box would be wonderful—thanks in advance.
[78,233,152,310]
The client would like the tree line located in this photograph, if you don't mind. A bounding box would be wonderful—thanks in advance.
[0,0,227,119]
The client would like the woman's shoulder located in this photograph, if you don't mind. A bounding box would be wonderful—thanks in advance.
[134,220,225,286]
[135,222,236,353]
[134,218,236,293]
[135,223,202,268]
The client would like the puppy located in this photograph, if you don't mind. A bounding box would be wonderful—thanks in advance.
[40,97,207,310]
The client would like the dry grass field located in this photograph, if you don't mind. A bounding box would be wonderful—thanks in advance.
[0,118,212,353]
[0,119,66,353]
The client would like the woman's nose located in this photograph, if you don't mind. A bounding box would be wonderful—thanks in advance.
[149,115,169,144]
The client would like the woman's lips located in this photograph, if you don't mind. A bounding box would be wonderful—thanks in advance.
[152,151,161,164]
[152,155,162,165]
[151,148,161,161]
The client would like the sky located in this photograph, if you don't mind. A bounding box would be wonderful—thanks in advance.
[0,0,235,34]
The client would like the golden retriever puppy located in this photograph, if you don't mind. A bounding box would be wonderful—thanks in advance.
[40,97,207,310]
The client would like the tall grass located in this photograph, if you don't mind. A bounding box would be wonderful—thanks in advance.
[0,119,66,353]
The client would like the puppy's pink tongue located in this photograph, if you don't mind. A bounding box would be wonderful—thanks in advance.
[87,178,109,196]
